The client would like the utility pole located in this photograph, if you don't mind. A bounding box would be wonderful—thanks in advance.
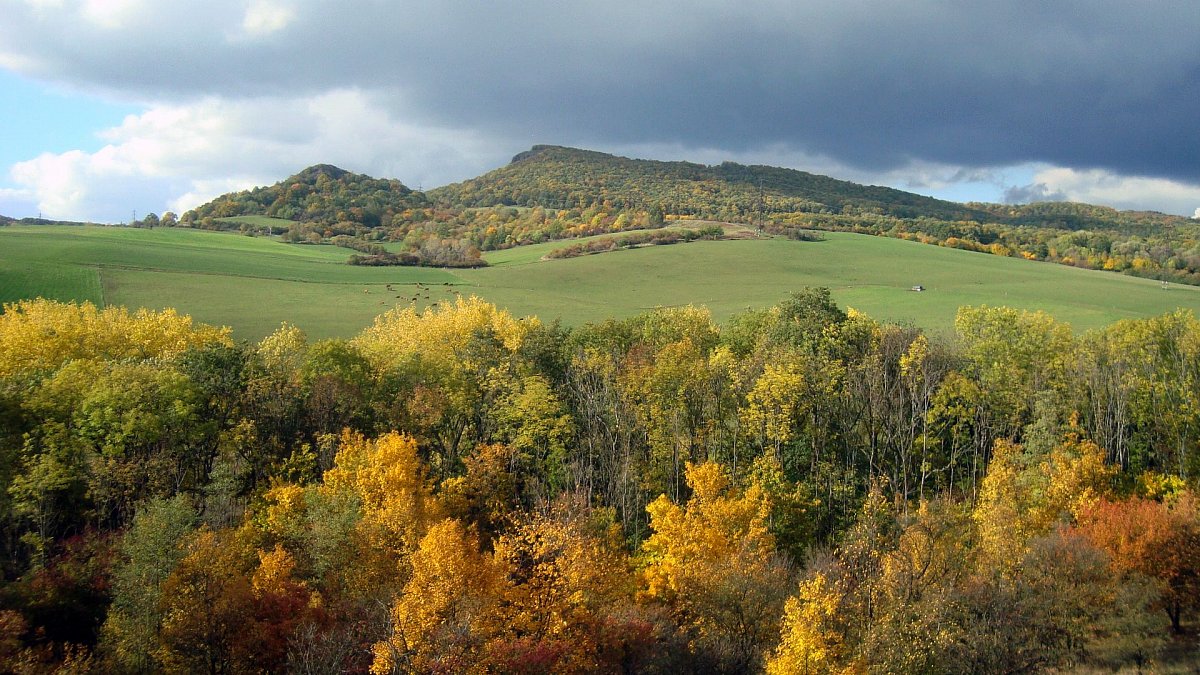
[756,177,765,234]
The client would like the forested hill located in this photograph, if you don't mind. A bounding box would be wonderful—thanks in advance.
[182,163,425,227]
[428,145,1200,284]
[428,144,989,222]
[970,200,1193,237]
[177,145,1200,283]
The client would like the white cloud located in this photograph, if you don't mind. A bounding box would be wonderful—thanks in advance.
[1193,207,1200,219]
[1,0,1196,196]
[19,0,64,10]
[239,0,295,37]
[81,0,144,29]
[166,178,261,216]
[6,90,511,222]
[1027,167,1200,216]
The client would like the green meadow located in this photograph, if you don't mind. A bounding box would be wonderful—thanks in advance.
[3,224,1200,340]
[214,215,300,229]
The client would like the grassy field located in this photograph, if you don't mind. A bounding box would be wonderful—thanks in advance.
[473,235,1200,335]
[3,224,1200,340]
[214,215,298,229]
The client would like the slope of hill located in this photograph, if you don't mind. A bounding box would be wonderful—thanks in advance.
[179,145,1200,285]
[5,224,1200,340]
[429,144,987,222]
[427,145,1200,284]
[183,163,425,227]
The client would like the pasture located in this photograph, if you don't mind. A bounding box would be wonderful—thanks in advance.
[3,224,1200,340]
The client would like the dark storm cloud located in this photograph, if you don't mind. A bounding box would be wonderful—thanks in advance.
[3,0,1198,181]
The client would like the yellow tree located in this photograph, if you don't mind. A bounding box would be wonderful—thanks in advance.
[353,295,533,372]
[492,375,575,495]
[954,305,1075,438]
[626,336,725,501]
[0,299,229,379]
[155,528,259,675]
[254,430,441,599]
[317,430,440,594]
[371,519,502,675]
[973,432,1115,567]
[742,360,808,458]
[640,461,790,672]
[352,296,537,470]
[486,507,643,673]
[767,573,853,675]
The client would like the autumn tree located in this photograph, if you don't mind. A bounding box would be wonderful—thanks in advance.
[767,572,853,675]
[0,299,229,381]
[353,297,537,473]
[1075,492,1200,633]
[955,305,1075,440]
[372,519,501,674]
[288,430,441,599]
[639,461,790,672]
[973,431,1115,566]
[155,528,260,674]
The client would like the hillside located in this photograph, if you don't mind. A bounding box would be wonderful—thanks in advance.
[429,144,988,222]
[178,146,1200,285]
[428,145,1200,285]
[182,163,425,228]
[6,224,1200,340]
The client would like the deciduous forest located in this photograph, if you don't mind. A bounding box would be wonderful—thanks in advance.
[1,291,1198,673]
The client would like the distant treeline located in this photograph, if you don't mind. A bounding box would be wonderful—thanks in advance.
[545,225,725,259]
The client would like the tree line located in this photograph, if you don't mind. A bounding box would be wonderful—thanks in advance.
[2,293,1197,672]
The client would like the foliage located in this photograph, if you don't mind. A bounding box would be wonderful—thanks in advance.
[1074,492,1200,633]
[545,226,726,259]
[0,298,229,380]
[184,164,423,228]
[640,462,791,672]
[1,295,1199,673]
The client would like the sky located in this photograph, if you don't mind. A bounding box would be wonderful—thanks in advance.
[1,0,1199,223]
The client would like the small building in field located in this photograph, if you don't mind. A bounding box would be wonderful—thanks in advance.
[911,285,925,292]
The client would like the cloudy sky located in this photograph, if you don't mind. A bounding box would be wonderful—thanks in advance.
[2,0,1199,222]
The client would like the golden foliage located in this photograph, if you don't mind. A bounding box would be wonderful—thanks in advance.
[640,462,789,669]
[974,433,1115,565]
[767,573,855,675]
[353,295,536,371]
[0,299,229,379]
[371,519,500,674]
[255,322,308,375]
[742,361,808,451]
[319,430,440,575]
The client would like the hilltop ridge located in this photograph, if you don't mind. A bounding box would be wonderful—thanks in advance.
[183,164,423,227]
[178,145,1200,284]
[430,144,986,223]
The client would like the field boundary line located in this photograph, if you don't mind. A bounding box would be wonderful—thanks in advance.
[94,263,467,286]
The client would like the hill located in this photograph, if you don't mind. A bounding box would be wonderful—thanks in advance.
[179,146,1200,285]
[182,163,425,228]
[429,144,988,222]
[428,145,1200,285]
[432,145,1197,233]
